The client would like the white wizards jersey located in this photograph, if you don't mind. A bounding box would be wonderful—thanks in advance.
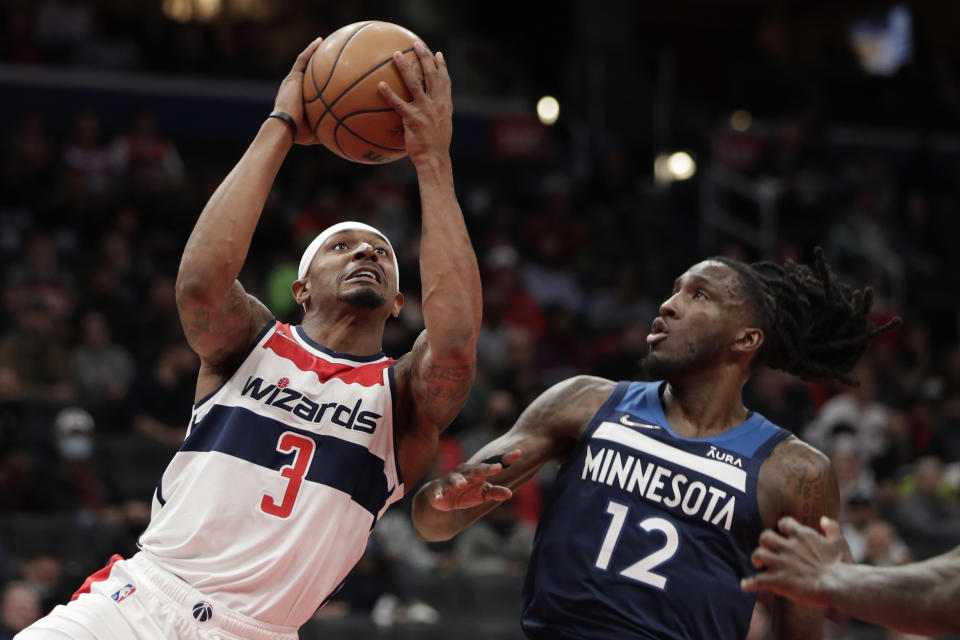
[138,321,405,628]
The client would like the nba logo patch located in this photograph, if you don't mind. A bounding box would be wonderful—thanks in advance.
[192,601,213,622]
[111,584,136,603]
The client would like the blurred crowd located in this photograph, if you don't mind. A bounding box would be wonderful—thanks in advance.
[2,2,960,640]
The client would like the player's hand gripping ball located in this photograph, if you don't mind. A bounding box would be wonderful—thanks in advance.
[302,21,425,164]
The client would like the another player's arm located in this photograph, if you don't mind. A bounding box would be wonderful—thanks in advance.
[381,42,483,483]
[175,39,322,377]
[819,546,960,634]
[411,376,614,541]
[744,518,960,635]
[759,437,840,640]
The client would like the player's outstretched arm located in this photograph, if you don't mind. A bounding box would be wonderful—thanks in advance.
[744,516,960,635]
[758,437,840,640]
[381,42,483,482]
[411,376,614,541]
[176,38,322,370]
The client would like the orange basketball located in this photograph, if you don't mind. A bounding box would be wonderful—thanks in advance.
[302,21,425,164]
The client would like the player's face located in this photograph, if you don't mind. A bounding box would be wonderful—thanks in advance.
[642,261,749,379]
[308,230,398,310]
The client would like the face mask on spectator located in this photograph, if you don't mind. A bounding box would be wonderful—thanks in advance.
[59,435,93,461]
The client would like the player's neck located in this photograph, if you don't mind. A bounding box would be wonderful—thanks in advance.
[661,368,750,438]
[299,313,386,357]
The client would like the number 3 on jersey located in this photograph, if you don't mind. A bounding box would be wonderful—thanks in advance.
[595,500,679,590]
[260,432,316,518]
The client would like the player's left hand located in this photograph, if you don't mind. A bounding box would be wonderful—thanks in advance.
[378,41,452,164]
[426,449,521,511]
[740,516,852,607]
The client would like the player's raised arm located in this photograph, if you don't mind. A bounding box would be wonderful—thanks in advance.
[411,376,614,541]
[758,438,841,640]
[379,42,483,481]
[176,39,322,371]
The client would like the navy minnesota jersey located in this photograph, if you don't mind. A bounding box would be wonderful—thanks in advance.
[521,381,791,640]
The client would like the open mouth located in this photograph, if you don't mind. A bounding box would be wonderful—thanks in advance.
[647,317,668,346]
[344,267,382,285]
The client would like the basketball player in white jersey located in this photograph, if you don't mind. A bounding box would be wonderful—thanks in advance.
[18,37,480,640]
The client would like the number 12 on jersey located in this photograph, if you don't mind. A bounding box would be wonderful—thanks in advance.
[595,500,679,590]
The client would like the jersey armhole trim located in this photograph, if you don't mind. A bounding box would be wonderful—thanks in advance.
[557,380,629,475]
[583,380,632,439]
[387,363,403,490]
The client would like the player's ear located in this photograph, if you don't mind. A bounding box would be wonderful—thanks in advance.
[391,292,404,318]
[292,279,310,305]
[733,326,764,354]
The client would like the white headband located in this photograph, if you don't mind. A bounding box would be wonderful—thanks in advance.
[297,221,399,289]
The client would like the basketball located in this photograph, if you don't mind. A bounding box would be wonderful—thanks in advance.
[302,21,425,164]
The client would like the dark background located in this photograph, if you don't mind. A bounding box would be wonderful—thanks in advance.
[1,1,960,638]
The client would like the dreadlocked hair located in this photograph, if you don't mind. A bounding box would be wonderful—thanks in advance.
[713,248,901,386]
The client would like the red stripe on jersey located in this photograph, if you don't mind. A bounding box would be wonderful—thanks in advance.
[70,554,123,601]
[264,328,392,387]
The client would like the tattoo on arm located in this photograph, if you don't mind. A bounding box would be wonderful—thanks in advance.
[179,281,272,368]
[505,375,614,447]
[426,362,472,383]
[185,307,212,341]
[765,440,839,640]
[763,439,839,528]
[422,362,473,403]
[785,455,827,527]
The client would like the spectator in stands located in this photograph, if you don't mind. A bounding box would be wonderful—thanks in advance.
[743,367,814,435]
[0,410,33,511]
[585,265,655,337]
[804,363,889,462]
[15,552,69,617]
[482,245,545,338]
[826,435,876,506]
[1,112,54,206]
[130,274,182,363]
[71,311,135,430]
[130,342,197,448]
[62,109,112,198]
[5,233,76,319]
[109,111,185,194]
[0,8,43,64]
[453,499,534,578]
[895,456,960,560]
[932,388,960,462]
[30,406,115,514]
[0,297,75,406]
[534,305,595,388]
[0,581,41,639]
[34,0,94,63]
[592,320,650,384]
[862,519,912,568]
[840,493,878,563]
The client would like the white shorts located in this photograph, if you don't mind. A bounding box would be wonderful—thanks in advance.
[15,553,299,640]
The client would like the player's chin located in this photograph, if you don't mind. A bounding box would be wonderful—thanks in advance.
[638,351,677,380]
[340,286,386,310]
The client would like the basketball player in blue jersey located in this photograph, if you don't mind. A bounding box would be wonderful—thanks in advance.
[412,249,899,640]
[18,36,481,640]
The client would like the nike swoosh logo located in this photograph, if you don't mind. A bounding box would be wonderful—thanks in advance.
[619,415,661,430]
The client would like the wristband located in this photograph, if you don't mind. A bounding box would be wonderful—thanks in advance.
[267,110,297,140]
[482,454,511,467]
